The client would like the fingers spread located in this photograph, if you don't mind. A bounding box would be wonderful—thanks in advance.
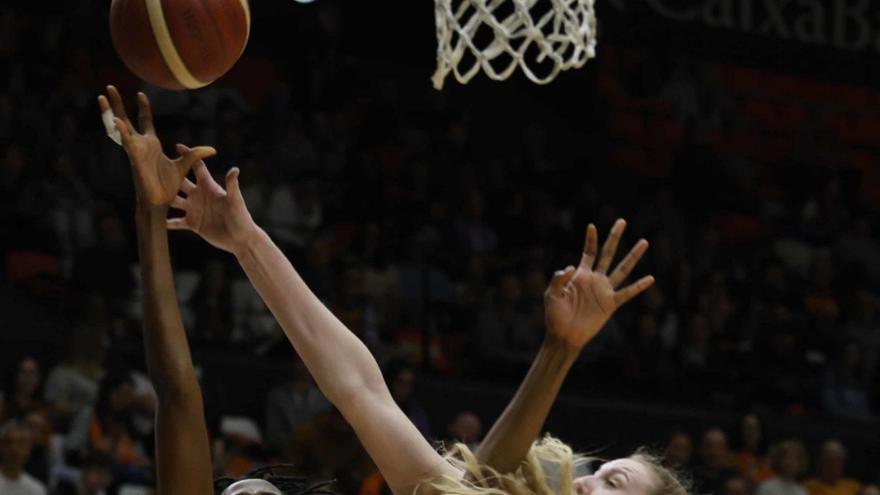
[97,95,111,114]
[548,265,577,295]
[225,167,242,199]
[609,239,649,289]
[170,195,187,210]
[113,117,134,148]
[136,92,155,134]
[176,146,217,178]
[596,218,626,275]
[580,224,598,271]
[106,85,131,124]
[166,218,190,231]
[180,178,197,194]
[613,275,655,307]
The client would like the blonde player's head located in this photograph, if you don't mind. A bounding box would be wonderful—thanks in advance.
[422,436,690,495]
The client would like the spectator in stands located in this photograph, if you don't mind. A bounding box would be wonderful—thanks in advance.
[663,430,694,470]
[455,191,497,255]
[264,355,330,454]
[722,474,754,495]
[803,440,860,495]
[383,360,431,440]
[52,452,114,495]
[0,421,47,495]
[843,288,879,385]
[823,341,873,419]
[734,413,773,484]
[475,272,541,372]
[859,485,880,495]
[70,212,133,311]
[23,411,51,485]
[446,411,483,451]
[189,257,234,343]
[757,440,809,495]
[692,427,738,495]
[43,323,106,431]
[286,408,374,494]
[2,357,48,422]
[65,371,150,484]
[16,153,95,274]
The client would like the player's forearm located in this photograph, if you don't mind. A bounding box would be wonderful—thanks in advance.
[475,337,578,473]
[135,205,203,405]
[235,227,386,405]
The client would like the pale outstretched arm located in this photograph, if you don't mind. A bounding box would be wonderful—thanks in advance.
[100,86,216,495]
[168,161,458,495]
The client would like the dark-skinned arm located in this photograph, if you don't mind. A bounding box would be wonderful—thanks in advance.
[100,85,216,495]
[476,220,654,473]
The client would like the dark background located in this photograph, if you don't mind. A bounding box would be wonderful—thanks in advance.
[1,0,879,493]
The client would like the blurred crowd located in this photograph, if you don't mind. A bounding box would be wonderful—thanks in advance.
[0,0,878,493]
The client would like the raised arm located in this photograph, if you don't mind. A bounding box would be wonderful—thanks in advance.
[99,86,216,495]
[166,161,458,495]
[475,220,654,473]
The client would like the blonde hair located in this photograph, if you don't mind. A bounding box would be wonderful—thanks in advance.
[420,437,691,495]
[630,449,691,495]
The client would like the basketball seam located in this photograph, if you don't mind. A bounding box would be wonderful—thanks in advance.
[239,0,251,55]
[145,0,209,89]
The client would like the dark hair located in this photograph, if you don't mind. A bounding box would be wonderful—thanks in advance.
[382,358,416,383]
[80,451,115,471]
[730,412,769,456]
[1,357,41,405]
[93,369,134,424]
[213,464,336,495]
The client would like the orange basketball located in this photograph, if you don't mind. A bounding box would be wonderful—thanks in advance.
[110,0,250,90]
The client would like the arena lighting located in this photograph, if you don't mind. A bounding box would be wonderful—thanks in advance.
[293,0,316,3]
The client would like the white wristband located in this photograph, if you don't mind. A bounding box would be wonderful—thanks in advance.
[102,109,122,146]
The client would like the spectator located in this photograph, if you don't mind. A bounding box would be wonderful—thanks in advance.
[190,257,234,343]
[663,430,694,470]
[65,371,150,484]
[445,411,483,451]
[693,427,739,495]
[803,440,861,495]
[23,411,51,485]
[264,355,330,454]
[475,272,541,371]
[455,192,497,255]
[70,212,134,312]
[822,342,873,419]
[52,452,114,495]
[0,421,47,495]
[859,485,880,495]
[43,323,106,431]
[286,408,375,494]
[723,475,755,495]
[757,440,809,495]
[383,360,431,440]
[843,288,880,385]
[734,413,773,484]
[2,357,48,422]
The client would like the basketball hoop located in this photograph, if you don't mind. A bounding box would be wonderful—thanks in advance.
[432,0,597,89]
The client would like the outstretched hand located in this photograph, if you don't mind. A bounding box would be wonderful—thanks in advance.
[98,85,216,206]
[167,145,258,255]
[544,219,654,350]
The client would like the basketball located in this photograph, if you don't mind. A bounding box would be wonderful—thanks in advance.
[109,0,250,90]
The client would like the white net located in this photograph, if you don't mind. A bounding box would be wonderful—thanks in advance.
[432,0,597,89]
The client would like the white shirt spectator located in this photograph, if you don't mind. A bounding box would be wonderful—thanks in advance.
[43,364,99,414]
[757,477,808,495]
[0,471,47,495]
